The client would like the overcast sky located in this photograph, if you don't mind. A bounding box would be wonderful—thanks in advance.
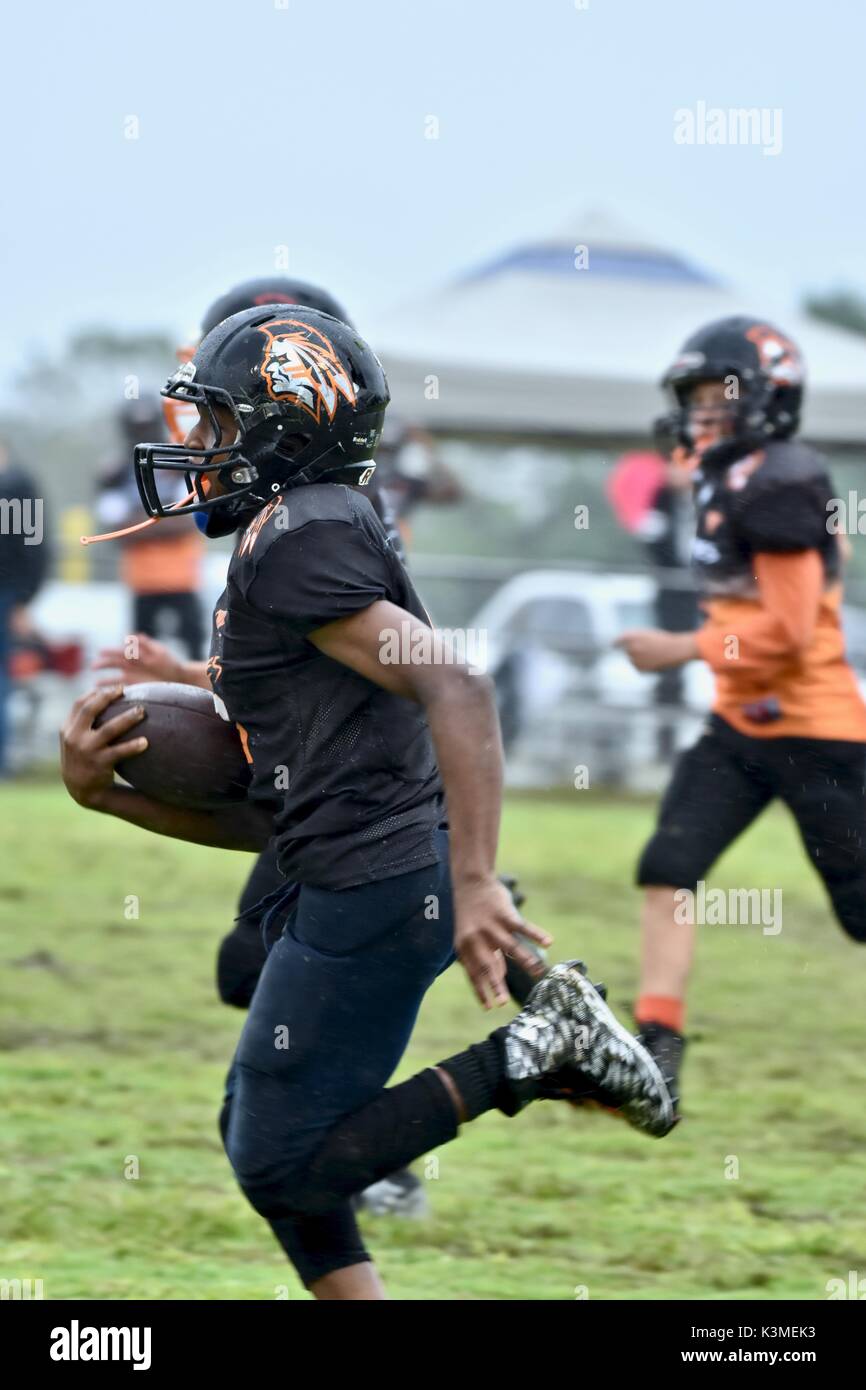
[2,0,864,392]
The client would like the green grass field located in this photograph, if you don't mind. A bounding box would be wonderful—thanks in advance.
[2,780,865,1301]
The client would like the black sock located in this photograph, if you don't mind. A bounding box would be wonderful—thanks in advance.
[504,955,538,1007]
[639,1022,686,1103]
[293,1068,459,1217]
[289,1033,522,1218]
[437,1028,522,1117]
[285,1029,528,1220]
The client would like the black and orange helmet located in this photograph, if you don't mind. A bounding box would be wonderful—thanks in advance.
[135,304,389,530]
[166,277,353,444]
[660,315,804,463]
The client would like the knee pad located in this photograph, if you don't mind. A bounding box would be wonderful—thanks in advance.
[636,831,704,891]
[222,1083,310,1219]
[226,1142,308,1222]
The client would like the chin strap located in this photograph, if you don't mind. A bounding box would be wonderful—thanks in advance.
[80,490,198,546]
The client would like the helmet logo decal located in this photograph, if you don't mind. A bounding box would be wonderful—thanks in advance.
[257,318,357,421]
[745,325,802,385]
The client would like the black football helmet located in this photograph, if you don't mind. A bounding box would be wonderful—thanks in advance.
[658,315,804,466]
[117,393,166,445]
[199,277,352,339]
[165,278,357,518]
[134,305,389,529]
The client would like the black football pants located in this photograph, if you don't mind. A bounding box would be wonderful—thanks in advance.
[216,842,281,1008]
[638,715,866,941]
[218,830,461,1286]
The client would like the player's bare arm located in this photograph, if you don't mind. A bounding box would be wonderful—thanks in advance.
[93,633,210,689]
[616,628,699,672]
[309,598,552,1008]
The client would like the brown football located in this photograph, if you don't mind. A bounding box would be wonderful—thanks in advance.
[93,681,252,810]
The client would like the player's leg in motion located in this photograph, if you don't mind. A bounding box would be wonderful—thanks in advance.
[219,845,434,1217]
[777,736,866,944]
[219,831,674,1299]
[634,720,774,1101]
[216,847,539,1219]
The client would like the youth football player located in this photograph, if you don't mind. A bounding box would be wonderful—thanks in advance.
[617,316,866,1104]
[62,304,674,1299]
[90,275,536,1217]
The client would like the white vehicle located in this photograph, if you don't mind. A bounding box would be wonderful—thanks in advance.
[469,570,712,788]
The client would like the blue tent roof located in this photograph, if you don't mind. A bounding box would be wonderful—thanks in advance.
[464,242,719,286]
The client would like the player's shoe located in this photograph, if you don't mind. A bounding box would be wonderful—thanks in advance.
[501,961,676,1137]
[354,1167,429,1218]
[636,1022,686,1116]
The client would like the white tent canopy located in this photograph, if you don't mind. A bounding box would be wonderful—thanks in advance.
[372,214,866,444]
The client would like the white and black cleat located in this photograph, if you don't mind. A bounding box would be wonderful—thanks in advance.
[502,961,676,1138]
[354,1167,429,1218]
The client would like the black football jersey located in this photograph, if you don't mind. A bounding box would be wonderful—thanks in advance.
[208,484,444,889]
[691,440,839,596]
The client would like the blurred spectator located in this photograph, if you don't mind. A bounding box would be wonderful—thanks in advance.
[607,449,699,754]
[95,397,205,659]
[374,416,463,545]
[0,441,50,774]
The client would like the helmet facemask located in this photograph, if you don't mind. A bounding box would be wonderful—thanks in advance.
[134,370,261,520]
[670,377,759,463]
[669,371,791,470]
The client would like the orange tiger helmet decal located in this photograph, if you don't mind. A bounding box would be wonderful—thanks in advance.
[745,324,803,386]
[257,318,357,423]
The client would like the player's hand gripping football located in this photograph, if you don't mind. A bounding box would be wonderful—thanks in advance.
[60,685,147,809]
[453,875,551,1009]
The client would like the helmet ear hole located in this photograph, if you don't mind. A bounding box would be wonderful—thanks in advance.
[275,432,312,460]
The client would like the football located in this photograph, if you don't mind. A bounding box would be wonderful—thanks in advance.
[93,681,252,810]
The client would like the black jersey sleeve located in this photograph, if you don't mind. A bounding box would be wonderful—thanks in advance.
[245,518,392,636]
[735,473,831,554]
